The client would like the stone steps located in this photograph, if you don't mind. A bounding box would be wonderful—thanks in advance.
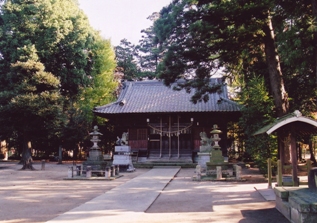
[133,162,196,168]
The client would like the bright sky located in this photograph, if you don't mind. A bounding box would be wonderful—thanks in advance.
[78,0,172,46]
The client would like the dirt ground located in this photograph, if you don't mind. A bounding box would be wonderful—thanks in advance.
[0,161,149,223]
[0,160,288,223]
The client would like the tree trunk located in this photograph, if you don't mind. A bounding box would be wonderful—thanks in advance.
[263,12,289,117]
[309,138,317,164]
[263,11,291,168]
[312,0,317,84]
[21,138,35,170]
[58,145,63,164]
[298,143,303,161]
[73,146,78,161]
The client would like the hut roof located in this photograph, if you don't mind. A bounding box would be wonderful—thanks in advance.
[253,110,317,136]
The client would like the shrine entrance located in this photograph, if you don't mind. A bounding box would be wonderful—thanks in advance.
[147,115,193,159]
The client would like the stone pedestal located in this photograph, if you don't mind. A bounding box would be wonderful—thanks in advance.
[197,152,211,169]
[199,145,212,152]
[83,149,107,173]
[195,165,201,179]
[88,150,103,161]
[206,149,224,169]
[308,167,317,190]
[86,166,92,178]
[113,146,135,172]
[210,149,224,163]
[216,166,222,179]
[82,160,107,174]
[234,165,242,180]
[105,167,110,179]
[68,166,73,178]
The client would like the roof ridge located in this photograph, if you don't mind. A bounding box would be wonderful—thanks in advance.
[93,79,241,114]
[219,96,241,106]
[117,82,133,106]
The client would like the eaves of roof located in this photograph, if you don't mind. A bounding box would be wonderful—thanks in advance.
[253,110,317,136]
[93,80,241,115]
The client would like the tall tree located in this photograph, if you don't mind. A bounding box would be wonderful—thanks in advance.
[152,0,317,167]
[274,1,317,114]
[153,0,289,116]
[237,75,276,171]
[136,12,161,79]
[115,39,139,81]
[78,37,118,122]
[0,0,94,96]
[0,0,117,166]
[64,37,118,157]
[0,47,63,169]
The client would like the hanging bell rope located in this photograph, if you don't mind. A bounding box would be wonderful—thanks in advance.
[148,123,193,135]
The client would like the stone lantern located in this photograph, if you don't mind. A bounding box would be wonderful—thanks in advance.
[88,126,103,161]
[83,125,107,173]
[210,124,222,150]
[206,124,225,168]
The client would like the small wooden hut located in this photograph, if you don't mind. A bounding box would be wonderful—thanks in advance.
[254,110,317,186]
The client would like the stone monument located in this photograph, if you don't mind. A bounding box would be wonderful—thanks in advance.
[82,126,107,174]
[197,131,212,169]
[113,132,135,172]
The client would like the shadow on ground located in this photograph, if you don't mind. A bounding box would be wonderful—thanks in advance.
[240,208,289,223]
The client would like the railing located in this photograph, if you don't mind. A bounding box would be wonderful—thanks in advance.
[67,165,120,179]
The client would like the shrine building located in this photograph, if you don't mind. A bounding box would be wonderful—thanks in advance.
[93,78,241,163]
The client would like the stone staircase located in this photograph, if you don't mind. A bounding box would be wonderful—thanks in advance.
[148,146,192,160]
[134,146,194,168]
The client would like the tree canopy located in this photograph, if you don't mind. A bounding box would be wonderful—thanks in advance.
[114,13,161,81]
[0,0,118,167]
[149,0,317,165]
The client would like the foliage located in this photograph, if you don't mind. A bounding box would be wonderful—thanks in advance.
[136,12,162,78]
[0,0,118,162]
[274,1,317,115]
[152,1,285,107]
[0,48,63,167]
[62,37,118,154]
[149,0,317,167]
[115,39,140,81]
[237,76,277,171]
[0,0,92,97]
[77,37,117,123]
[115,13,161,81]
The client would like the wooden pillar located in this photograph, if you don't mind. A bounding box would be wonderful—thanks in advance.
[277,160,283,186]
[290,133,299,186]
[160,117,162,158]
[177,116,180,158]
[169,115,171,158]
[267,158,272,188]
[307,160,312,175]
[278,131,285,174]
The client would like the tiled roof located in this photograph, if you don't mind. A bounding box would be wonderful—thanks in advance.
[93,79,241,115]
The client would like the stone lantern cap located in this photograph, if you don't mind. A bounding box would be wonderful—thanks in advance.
[89,125,103,136]
[210,124,222,134]
[210,129,222,134]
